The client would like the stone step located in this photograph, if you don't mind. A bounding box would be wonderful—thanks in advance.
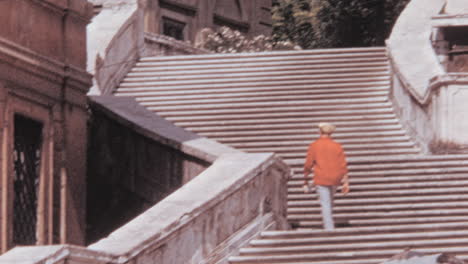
[118,75,391,89]
[287,187,468,201]
[122,74,390,90]
[261,222,468,238]
[145,96,390,112]
[287,154,468,167]
[154,102,393,118]
[229,247,468,263]
[136,52,387,69]
[288,180,468,193]
[287,208,468,222]
[290,171,468,183]
[174,113,397,128]
[348,160,468,171]
[280,149,420,159]
[116,48,468,264]
[287,201,468,215]
[164,108,396,123]
[116,81,390,96]
[193,123,401,137]
[124,67,389,84]
[291,166,468,177]
[297,216,468,228]
[347,153,468,164]
[288,195,468,209]
[138,47,387,63]
[135,90,389,107]
[232,136,412,150]
[127,63,389,79]
[216,130,409,145]
[241,237,468,255]
[240,142,416,155]
[130,60,388,75]
[185,119,399,133]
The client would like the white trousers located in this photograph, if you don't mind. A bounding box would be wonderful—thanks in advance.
[315,185,336,230]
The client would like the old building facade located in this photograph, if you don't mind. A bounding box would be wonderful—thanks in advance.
[143,0,272,42]
[0,0,92,252]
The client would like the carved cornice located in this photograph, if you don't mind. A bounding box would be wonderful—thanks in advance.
[0,36,92,95]
[213,14,250,32]
[159,0,197,16]
[28,0,92,22]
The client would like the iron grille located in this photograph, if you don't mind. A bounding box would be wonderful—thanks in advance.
[13,115,43,245]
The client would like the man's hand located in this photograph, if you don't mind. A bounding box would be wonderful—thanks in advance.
[303,184,311,193]
[341,174,349,195]
[342,182,349,195]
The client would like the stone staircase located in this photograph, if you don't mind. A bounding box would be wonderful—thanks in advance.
[115,47,468,263]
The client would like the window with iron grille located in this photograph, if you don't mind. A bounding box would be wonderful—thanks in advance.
[163,17,186,40]
[13,114,43,246]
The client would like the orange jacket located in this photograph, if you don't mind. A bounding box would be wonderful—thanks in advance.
[304,136,348,186]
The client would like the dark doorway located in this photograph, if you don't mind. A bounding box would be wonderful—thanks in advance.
[12,114,43,246]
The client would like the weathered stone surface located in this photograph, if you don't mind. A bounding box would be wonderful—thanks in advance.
[387,0,445,103]
[0,0,92,250]
[87,96,211,243]
[382,250,466,264]
[445,0,468,14]
[87,0,143,95]
[388,0,468,148]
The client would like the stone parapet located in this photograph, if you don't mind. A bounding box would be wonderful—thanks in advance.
[143,32,211,57]
[0,96,289,263]
[388,0,468,148]
[90,152,289,264]
[387,0,446,104]
[0,245,113,264]
[87,0,144,95]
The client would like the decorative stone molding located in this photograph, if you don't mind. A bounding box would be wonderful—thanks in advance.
[0,245,114,264]
[143,32,211,57]
[387,0,446,105]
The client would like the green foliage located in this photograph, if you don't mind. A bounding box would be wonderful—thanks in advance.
[272,0,317,49]
[196,26,299,53]
[272,0,410,48]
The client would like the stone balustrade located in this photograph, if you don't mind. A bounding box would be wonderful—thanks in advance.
[0,96,289,264]
[87,0,144,95]
[387,0,468,150]
[143,32,211,57]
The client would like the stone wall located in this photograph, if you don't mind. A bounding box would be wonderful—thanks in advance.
[0,0,93,250]
[0,96,289,264]
[86,99,210,243]
[144,0,272,42]
[387,0,468,150]
[87,0,145,95]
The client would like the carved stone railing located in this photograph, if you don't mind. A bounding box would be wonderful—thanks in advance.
[143,32,211,57]
[87,0,144,95]
[0,96,290,264]
[387,0,468,150]
[387,0,446,104]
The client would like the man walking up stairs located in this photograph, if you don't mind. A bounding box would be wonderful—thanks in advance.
[115,47,468,263]
[304,123,349,231]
